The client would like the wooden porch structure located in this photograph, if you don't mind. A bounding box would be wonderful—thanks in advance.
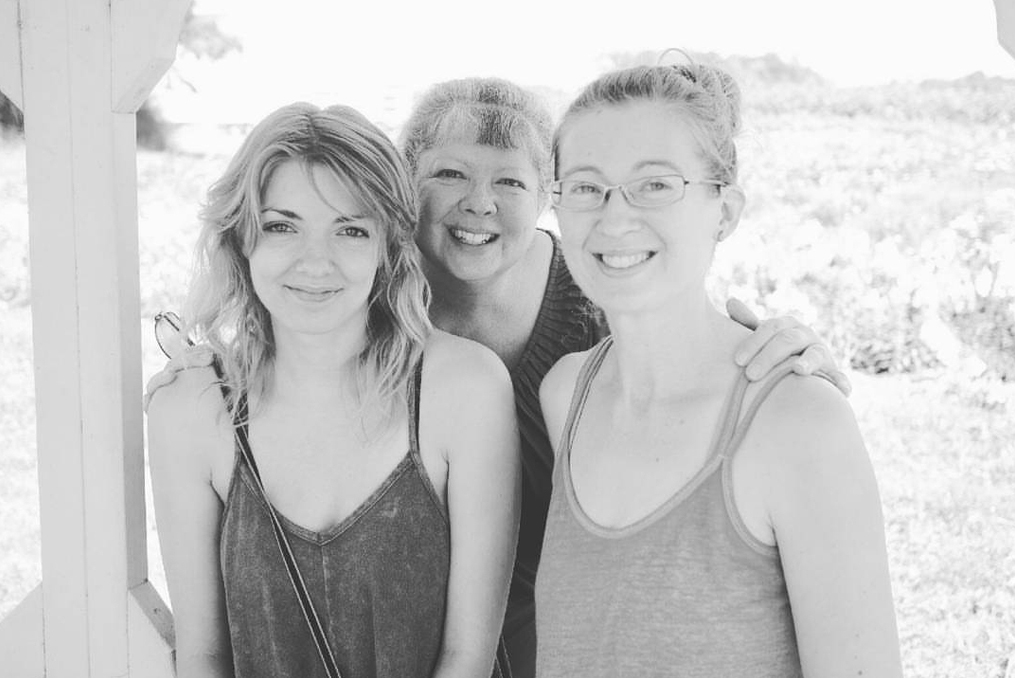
[0,0,1012,675]
[0,0,189,676]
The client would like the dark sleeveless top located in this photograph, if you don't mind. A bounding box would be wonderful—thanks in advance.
[503,231,604,676]
[219,365,451,678]
[536,338,804,678]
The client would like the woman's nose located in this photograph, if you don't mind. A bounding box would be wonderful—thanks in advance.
[294,235,335,274]
[459,182,497,216]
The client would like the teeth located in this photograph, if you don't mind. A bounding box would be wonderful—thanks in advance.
[599,252,651,269]
[451,228,495,246]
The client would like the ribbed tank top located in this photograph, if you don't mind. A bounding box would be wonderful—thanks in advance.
[535,338,804,678]
[503,231,604,676]
[219,365,451,678]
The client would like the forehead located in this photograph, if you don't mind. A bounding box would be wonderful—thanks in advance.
[557,102,706,178]
[262,159,364,214]
[419,140,539,174]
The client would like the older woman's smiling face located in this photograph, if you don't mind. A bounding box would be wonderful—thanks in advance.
[414,141,541,284]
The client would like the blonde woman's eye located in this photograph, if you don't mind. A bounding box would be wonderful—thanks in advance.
[339,225,370,238]
[262,221,295,233]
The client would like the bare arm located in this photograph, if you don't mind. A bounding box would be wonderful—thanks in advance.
[147,368,234,678]
[426,337,521,678]
[761,378,901,678]
[538,350,588,462]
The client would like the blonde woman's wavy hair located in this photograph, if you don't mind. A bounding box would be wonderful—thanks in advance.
[185,102,432,425]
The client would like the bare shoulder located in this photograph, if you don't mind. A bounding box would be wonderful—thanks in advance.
[419,330,518,465]
[745,372,871,489]
[146,365,230,463]
[422,329,512,395]
[539,348,594,455]
[540,348,590,406]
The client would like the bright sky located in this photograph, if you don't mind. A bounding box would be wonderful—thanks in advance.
[162,0,1015,123]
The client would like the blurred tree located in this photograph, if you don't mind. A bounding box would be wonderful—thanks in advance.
[0,92,23,134]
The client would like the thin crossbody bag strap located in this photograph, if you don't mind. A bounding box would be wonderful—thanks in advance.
[232,393,343,678]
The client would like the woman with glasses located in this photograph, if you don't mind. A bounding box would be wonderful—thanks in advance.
[148,78,849,678]
[146,102,520,678]
[395,78,851,678]
[535,62,902,677]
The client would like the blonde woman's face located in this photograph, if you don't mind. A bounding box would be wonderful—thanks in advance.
[414,142,541,284]
[249,160,380,343]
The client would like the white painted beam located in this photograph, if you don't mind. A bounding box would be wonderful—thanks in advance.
[0,584,44,678]
[112,0,190,113]
[997,0,1015,59]
[9,0,186,675]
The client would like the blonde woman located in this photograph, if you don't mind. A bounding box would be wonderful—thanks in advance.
[147,103,519,678]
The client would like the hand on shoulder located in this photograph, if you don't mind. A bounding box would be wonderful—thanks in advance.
[146,364,230,470]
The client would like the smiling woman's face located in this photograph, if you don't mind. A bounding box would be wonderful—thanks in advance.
[414,141,541,284]
[249,159,380,343]
[554,101,732,314]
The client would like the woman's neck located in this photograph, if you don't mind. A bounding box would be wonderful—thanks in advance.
[604,293,747,405]
[425,230,551,333]
[268,324,367,402]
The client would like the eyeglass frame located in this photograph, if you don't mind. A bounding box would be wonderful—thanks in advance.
[548,173,728,212]
[154,310,195,359]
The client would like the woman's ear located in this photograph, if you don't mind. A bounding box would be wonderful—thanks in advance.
[716,185,746,241]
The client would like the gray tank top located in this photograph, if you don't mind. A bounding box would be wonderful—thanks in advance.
[535,338,804,678]
[219,365,451,678]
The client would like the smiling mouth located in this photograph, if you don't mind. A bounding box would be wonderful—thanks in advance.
[285,285,340,302]
[595,252,655,269]
[450,228,498,246]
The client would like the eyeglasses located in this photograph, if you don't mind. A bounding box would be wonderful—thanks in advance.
[154,311,194,359]
[549,174,726,211]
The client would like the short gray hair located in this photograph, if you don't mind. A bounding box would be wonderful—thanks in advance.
[400,77,554,196]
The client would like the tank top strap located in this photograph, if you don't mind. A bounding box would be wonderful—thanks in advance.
[407,358,423,456]
[556,336,614,461]
[231,392,264,480]
[718,358,799,461]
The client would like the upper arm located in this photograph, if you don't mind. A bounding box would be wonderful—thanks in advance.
[539,351,585,462]
[146,369,233,676]
[758,377,901,678]
[423,334,520,675]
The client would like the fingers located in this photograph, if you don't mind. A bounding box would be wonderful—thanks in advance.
[143,365,180,413]
[174,344,216,370]
[792,345,853,396]
[734,315,805,371]
[142,346,216,414]
[726,298,760,331]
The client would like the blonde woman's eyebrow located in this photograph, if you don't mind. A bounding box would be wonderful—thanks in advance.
[260,207,367,224]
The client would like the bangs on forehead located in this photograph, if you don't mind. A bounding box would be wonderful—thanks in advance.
[431,104,536,153]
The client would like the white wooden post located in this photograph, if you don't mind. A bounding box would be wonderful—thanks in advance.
[0,0,189,676]
[998,0,1015,59]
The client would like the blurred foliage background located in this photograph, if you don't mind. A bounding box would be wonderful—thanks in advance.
[1,32,1013,678]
